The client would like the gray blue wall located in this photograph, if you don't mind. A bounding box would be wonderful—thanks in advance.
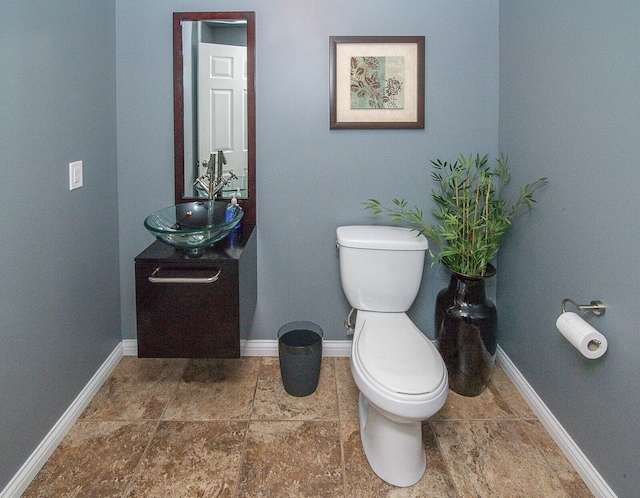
[116,0,499,344]
[0,0,119,487]
[3,1,637,496]
[499,2,640,496]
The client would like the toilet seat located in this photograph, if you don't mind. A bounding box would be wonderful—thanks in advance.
[354,313,445,397]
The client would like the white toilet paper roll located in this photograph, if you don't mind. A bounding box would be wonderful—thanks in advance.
[556,311,608,359]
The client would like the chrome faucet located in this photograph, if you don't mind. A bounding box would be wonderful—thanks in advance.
[193,150,237,200]
[216,150,227,189]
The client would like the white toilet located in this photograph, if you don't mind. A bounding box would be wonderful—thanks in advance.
[336,225,448,487]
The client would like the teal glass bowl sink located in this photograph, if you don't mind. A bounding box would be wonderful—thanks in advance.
[144,200,243,256]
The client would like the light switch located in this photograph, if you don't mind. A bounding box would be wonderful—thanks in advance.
[69,161,83,190]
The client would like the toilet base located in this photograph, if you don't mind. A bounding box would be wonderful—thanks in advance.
[358,393,426,487]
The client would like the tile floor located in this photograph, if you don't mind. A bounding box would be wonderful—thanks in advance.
[24,356,593,497]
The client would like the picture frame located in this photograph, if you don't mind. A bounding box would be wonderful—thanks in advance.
[330,36,425,130]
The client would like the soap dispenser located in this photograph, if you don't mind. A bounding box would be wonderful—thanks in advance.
[225,194,242,226]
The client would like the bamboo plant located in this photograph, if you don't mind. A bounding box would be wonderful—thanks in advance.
[364,153,548,277]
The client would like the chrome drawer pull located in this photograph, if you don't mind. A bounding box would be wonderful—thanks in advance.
[148,267,221,284]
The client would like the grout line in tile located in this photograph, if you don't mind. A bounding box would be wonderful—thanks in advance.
[230,420,251,498]
[233,356,265,497]
[435,416,537,422]
[247,356,263,421]
[155,417,254,423]
[426,420,461,498]
[334,358,349,498]
[157,358,189,421]
[119,419,163,498]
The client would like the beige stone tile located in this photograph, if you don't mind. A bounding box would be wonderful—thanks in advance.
[124,421,247,497]
[341,418,456,497]
[433,383,517,420]
[522,420,594,497]
[162,357,260,420]
[335,357,359,421]
[28,355,592,497]
[237,420,343,497]
[251,357,339,421]
[23,420,156,498]
[432,420,575,497]
[491,363,537,419]
[81,357,187,420]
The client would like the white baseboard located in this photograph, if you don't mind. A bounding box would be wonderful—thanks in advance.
[240,339,351,357]
[0,343,124,498]
[122,339,352,358]
[496,346,616,498]
[122,339,138,356]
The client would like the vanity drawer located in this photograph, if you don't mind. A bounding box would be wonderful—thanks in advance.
[135,261,240,358]
[134,225,256,358]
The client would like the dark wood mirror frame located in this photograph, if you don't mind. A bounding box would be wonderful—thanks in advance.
[173,11,256,226]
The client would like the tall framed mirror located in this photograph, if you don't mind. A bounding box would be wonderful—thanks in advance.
[173,11,256,225]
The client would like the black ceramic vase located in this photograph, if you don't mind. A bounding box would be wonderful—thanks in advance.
[436,263,497,397]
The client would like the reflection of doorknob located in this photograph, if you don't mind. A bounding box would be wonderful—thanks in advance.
[199,153,216,179]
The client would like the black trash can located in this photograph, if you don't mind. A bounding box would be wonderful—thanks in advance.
[277,321,323,397]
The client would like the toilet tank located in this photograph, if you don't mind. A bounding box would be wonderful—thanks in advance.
[336,225,429,312]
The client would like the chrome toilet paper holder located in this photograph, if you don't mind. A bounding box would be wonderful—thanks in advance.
[561,298,606,316]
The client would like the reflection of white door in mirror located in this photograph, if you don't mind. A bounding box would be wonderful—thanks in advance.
[198,43,248,197]
[174,11,255,225]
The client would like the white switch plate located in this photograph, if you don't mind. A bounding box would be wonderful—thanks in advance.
[69,161,83,190]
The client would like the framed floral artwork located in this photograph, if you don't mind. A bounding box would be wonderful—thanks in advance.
[330,36,425,129]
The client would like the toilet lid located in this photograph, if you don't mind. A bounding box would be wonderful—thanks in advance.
[356,315,444,395]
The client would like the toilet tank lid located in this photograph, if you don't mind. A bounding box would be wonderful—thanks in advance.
[336,225,428,251]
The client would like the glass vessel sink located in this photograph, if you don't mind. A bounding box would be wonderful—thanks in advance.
[144,200,243,256]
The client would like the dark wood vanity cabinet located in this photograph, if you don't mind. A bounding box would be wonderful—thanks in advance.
[135,225,257,358]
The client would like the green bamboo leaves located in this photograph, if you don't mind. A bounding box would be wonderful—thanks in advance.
[364,153,548,277]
